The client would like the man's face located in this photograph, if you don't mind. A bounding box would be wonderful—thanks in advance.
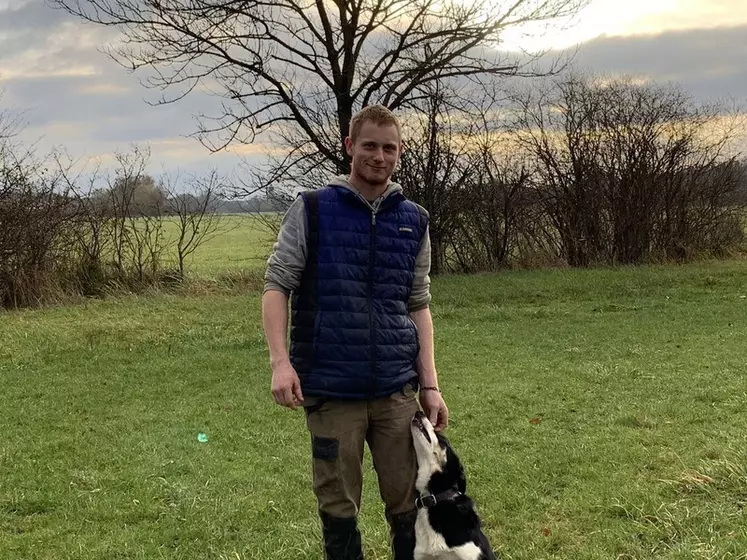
[345,121,402,189]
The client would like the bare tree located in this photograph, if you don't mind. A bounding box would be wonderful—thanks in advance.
[127,199,168,281]
[0,92,24,145]
[53,147,166,287]
[50,0,588,193]
[396,82,477,275]
[397,80,541,273]
[1,114,239,307]
[163,170,226,277]
[0,140,79,307]
[732,159,747,204]
[55,157,109,295]
[453,148,532,271]
[512,74,747,266]
[103,147,153,273]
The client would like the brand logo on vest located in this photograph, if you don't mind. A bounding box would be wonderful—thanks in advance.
[399,226,413,233]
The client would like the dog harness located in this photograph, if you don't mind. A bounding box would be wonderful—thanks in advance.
[415,489,463,509]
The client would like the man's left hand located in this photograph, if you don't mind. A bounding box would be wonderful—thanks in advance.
[420,389,448,432]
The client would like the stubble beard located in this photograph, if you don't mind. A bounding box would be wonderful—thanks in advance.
[356,163,391,192]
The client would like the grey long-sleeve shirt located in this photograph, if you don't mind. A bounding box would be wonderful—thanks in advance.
[263,176,432,311]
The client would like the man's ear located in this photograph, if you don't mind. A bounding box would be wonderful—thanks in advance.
[344,136,354,158]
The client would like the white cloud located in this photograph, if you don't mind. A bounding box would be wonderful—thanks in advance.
[500,0,747,52]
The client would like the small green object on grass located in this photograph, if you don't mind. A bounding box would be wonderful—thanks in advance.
[197,432,209,443]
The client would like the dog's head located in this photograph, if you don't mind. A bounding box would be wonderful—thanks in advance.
[411,411,466,494]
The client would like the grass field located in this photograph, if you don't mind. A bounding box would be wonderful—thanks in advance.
[180,214,280,275]
[1,217,746,559]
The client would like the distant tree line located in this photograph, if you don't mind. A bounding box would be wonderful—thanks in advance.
[86,173,287,218]
[2,73,746,309]
[232,74,747,275]
[396,75,747,274]
[44,0,745,279]
[0,139,237,308]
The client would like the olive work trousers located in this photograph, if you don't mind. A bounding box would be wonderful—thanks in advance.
[303,382,420,521]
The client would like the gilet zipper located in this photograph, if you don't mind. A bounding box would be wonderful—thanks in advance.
[369,211,377,398]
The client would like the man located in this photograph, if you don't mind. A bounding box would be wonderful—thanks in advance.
[262,104,448,560]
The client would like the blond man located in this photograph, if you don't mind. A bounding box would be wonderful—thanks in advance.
[263,105,447,559]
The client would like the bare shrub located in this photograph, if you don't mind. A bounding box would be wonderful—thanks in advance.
[512,74,747,266]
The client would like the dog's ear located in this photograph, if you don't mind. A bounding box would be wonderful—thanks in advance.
[455,459,467,494]
[439,435,467,494]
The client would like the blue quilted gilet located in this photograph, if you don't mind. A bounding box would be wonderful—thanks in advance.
[289,185,428,399]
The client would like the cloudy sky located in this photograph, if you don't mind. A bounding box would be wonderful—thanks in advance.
[1,0,746,181]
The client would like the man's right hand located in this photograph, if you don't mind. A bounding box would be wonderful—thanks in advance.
[271,360,304,410]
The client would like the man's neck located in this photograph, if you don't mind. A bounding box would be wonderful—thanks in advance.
[347,173,388,202]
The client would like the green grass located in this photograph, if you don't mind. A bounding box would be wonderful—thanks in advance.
[1,244,747,558]
[180,214,280,275]
[140,214,279,276]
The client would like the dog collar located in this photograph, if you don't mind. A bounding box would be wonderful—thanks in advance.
[415,489,462,509]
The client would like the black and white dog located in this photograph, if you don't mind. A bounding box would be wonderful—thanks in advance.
[410,411,497,560]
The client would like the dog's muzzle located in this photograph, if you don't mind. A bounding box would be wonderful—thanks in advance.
[411,411,432,443]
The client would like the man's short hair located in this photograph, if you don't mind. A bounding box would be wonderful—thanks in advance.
[349,104,402,143]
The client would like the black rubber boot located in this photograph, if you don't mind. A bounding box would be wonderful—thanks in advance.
[320,511,364,560]
[389,509,417,560]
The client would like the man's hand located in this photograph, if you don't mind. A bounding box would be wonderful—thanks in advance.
[271,360,304,410]
[420,389,448,432]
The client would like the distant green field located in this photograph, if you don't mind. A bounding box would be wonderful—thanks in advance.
[174,214,280,275]
[2,257,746,559]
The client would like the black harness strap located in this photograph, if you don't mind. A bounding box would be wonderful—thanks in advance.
[415,489,462,509]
